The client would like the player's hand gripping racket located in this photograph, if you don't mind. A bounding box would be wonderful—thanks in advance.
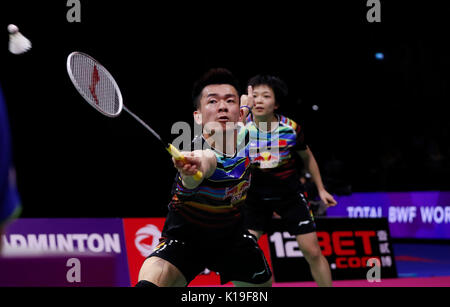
[66,51,202,181]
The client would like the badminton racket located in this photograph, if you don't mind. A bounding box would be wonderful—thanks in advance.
[66,51,203,181]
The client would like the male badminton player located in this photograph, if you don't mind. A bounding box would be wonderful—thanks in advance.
[0,84,21,251]
[241,74,336,287]
[136,69,272,287]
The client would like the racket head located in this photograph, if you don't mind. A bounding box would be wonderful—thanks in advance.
[67,51,123,117]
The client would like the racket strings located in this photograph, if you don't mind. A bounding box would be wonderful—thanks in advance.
[69,53,121,116]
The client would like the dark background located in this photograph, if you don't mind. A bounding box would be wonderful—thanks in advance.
[1,1,449,218]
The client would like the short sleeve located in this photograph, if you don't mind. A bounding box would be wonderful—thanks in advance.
[293,121,307,151]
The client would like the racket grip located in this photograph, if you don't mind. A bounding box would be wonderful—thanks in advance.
[167,144,203,181]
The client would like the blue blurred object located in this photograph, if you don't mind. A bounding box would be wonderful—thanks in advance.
[375,52,384,60]
[0,84,22,226]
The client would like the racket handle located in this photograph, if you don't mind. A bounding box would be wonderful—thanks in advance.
[167,144,203,181]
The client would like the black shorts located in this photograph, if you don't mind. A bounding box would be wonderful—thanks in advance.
[147,231,272,285]
[244,192,316,236]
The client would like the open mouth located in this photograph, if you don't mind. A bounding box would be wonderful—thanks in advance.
[217,115,229,122]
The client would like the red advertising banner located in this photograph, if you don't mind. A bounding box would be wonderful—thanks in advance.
[122,218,165,287]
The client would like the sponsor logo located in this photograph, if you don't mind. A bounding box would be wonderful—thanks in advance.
[251,269,267,279]
[298,220,311,226]
[253,151,280,169]
[225,180,251,203]
[2,233,122,253]
[134,224,162,257]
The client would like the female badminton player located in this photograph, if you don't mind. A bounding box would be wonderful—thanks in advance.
[242,74,337,287]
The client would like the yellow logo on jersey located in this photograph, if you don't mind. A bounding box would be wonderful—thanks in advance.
[258,151,280,169]
[225,180,251,203]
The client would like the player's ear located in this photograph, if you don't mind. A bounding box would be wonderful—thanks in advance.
[193,111,202,125]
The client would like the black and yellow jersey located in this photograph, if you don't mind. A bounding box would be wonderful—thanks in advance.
[162,125,251,240]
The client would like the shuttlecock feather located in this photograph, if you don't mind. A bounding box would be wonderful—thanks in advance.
[8,24,32,54]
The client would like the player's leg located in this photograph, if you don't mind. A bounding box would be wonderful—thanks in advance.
[137,256,187,287]
[296,232,332,287]
[243,198,271,241]
[231,234,272,287]
[135,237,204,287]
[212,231,272,287]
[278,193,332,287]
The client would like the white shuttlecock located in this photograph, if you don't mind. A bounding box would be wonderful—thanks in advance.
[8,24,32,54]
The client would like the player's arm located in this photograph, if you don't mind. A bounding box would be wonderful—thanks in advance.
[297,146,337,207]
[173,149,217,189]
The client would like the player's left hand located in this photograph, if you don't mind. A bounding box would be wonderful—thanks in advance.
[240,85,254,109]
[319,189,337,208]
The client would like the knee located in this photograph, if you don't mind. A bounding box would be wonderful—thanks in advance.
[138,257,163,285]
[138,257,186,287]
[302,246,323,263]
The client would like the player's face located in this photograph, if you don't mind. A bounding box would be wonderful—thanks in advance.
[194,84,240,133]
[252,85,278,117]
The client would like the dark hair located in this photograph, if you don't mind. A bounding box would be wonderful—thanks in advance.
[247,74,288,106]
[192,68,241,109]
